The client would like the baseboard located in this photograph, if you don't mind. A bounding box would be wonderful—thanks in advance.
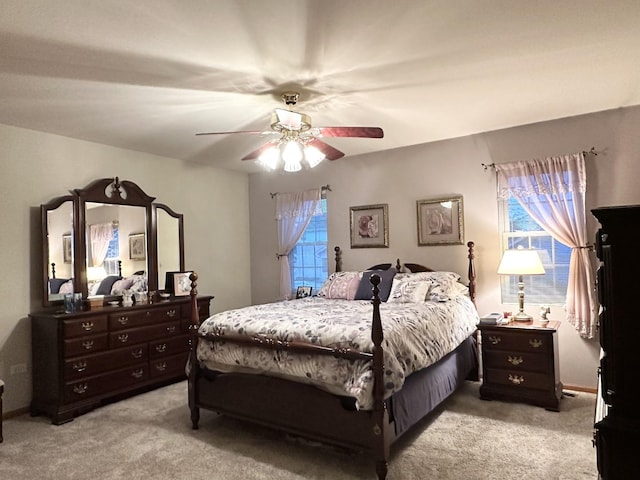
[3,406,29,420]
[563,384,597,394]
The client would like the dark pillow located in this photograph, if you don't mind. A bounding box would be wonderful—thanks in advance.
[49,278,69,294]
[354,269,397,302]
[96,275,122,295]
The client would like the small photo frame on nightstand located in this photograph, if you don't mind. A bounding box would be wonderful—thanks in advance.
[296,286,312,299]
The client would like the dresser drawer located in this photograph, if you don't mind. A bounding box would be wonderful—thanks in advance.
[63,316,108,338]
[64,333,109,357]
[109,305,180,330]
[483,350,549,373]
[482,330,551,354]
[64,363,148,402]
[109,321,182,347]
[150,352,188,378]
[484,367,552,391]
[149,334,190,358]
[64,344,147,380]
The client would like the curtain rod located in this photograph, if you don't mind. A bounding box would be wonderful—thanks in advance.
[481,147,599,171]
[270,184,331,198]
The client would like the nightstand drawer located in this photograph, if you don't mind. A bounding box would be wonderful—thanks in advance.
[484,368,551,391]
[483,350,548,373]
[482,330,551,354]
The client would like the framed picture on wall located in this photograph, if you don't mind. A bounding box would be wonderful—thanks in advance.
[417,195,464,246]
[62,233,72,263]
[296,286,312,298]
[349,204,389,248]
[129,232,146,260]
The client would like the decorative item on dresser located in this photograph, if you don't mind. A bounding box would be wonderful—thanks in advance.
[478,320,562,411]
[592,205,640,479]
[186,242,479,480]
[32,177,213,424]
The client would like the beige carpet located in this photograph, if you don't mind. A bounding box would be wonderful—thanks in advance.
[0,381,597,479]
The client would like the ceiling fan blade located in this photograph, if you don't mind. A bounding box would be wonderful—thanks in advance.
[241,140,279,161]
[307,138,345,161]
[315,126,384,138]
[195,130,267,136]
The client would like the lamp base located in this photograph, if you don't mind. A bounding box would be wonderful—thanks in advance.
[512,312,533,322]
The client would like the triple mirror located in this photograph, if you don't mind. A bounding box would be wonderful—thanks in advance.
[41,177,185,306]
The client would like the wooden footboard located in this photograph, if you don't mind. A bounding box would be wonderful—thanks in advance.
[187,241,477,480]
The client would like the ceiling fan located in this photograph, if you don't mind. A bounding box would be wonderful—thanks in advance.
[196,91,384,171]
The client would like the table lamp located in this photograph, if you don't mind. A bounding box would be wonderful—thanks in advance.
[497,247,546,322]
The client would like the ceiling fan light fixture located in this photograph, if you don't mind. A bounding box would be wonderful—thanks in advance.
[258,145,280,170]
[304,145,325,168]
[282,140,303,172]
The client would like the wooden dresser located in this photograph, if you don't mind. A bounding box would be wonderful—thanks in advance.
[30,295,213,424]
[478,320,562,411]
[592,205,640,479]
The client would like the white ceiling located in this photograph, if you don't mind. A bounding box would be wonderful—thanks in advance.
[2,0,639,173]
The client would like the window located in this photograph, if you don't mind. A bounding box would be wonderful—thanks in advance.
[290,198,328,295]
[103,228,120,275]
[500,197,572,305]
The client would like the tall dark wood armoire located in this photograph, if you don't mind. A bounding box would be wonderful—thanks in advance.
[592,205,640,479]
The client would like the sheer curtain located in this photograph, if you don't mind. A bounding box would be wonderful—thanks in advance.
[89,223,114,267]
[275,188,323,300]
[496,153,597,338]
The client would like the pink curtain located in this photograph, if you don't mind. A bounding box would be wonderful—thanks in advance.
[275,188,323,300]
[496,153,597,338]
[89,223,114,268]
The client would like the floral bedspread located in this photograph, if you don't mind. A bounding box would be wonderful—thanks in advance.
[196,296,479,410]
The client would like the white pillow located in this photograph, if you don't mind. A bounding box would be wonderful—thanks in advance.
[394,271,463,301]
[387,279,432,303]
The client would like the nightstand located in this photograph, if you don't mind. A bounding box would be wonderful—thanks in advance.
[478,320,562,411]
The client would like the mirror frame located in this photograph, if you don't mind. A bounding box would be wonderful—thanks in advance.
[41,177,185,307]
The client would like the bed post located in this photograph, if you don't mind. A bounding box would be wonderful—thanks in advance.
[188,272,200,430]
[334,246,342,272]
[467,241,476,305]
[369,274,389,480]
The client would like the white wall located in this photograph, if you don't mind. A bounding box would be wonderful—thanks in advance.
[248,105,640,391]
[0,124,251,413]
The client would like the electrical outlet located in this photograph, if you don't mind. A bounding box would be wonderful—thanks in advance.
[10,363,27,375]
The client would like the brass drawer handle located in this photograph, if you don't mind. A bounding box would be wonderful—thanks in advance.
[155,344,167,353]
[131,348,143,359]
[508,374,525,385]
[146,311,151,317]
[529,339,543,348]
[166,325,176,334]
[166,309,177,318]
[131,368,144,379]
[155,362,167,372]
[118,316,129,325]
[507,355,524,366]
[118,333,129,343]
[82,340,94,350]
[73,383,88,394]
[488,335,501,345]
[72,360,87,372]
[81,321,94,331]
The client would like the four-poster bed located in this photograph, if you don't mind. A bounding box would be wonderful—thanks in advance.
[187,242,479,479]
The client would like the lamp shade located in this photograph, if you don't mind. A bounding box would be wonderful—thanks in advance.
[497,249,546,275]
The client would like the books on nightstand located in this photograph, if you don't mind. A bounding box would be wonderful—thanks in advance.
[479,312,502,325]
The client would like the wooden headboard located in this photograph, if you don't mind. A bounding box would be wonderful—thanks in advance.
[333,241,477,304]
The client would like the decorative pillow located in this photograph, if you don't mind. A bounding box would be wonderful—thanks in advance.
[96,275,122,295]
[49,277,69,294]
[354,269,397,302]
[128,274,148,293]
[317,271,362,300]
[387,279,432,303]
[394,271,462,300]
[58,279,74,295]
[110,277,135,295]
